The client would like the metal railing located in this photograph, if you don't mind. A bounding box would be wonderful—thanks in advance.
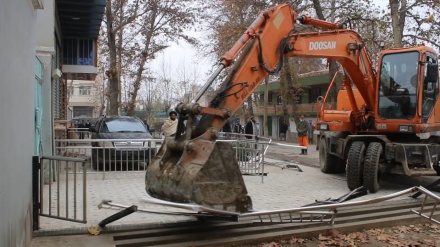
[54,138,161,179]
[55,133,271,181]
[218,133,272,181]
[33,155,87,230]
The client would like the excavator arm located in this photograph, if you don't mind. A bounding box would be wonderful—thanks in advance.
[285,30,376,110]
[145,3,376,212]
[191,3,297,136]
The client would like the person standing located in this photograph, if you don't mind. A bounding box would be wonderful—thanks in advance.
[296,115,309,155]
[245,116,257,139]
[222,120,232,133]
[161,111,178,138]
[78,120,85,139]
[84,120,91,139]
[233,120,242,133]
[279,120,288,141]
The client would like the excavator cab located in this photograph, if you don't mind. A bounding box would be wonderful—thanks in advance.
[377,51,419,119]
[377,48,439,122]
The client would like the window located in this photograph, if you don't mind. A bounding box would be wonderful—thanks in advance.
[63,38,94,65]
[73,106,93,117]
[67,87,74,96]
[421,53,438,121]
[309,87,323,103]
[378,51,419,119]
[268,92,274,105]
[101,118,147,133]
[277,95,282,105]
[79,86,91,96]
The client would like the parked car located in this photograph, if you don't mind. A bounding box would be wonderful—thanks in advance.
[89,116,157,170]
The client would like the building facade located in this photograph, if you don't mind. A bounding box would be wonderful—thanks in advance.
[252,71,332,139]
[67,79,99,120]
[0,0,104,245]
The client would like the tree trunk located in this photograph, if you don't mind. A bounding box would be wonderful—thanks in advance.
[263,76,269,137]
[116,0,124,115]
[313,0,341,103]
[389,0,406,48]
[126,2,157,116]
[106,0,119,116]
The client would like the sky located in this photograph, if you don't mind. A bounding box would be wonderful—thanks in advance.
[149,35,215,84]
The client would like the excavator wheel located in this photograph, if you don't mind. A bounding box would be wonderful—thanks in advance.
[363,142,383,193]
[346,141,366,190]
[319,138,345,173]
[145,137,252,213]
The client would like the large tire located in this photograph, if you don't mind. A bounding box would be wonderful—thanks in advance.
[346,141,366,190]
[363,142,383,193]
[319,138,343,173]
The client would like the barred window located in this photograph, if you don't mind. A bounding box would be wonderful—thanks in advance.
[63,38,94,65]
[79,86,91,95]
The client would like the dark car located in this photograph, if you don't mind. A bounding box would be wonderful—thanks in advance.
[89,116,157,170]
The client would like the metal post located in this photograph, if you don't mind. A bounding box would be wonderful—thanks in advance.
[98,205,137,227]
[32,156,40,231]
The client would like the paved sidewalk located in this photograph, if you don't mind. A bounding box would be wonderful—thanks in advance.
[31,142,440,246]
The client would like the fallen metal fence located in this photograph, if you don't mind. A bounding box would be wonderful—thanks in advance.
[140,186,440,225]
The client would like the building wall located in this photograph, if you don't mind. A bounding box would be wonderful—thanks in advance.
[67,80,97,119]
[68,80,96,106]
[0,1,38,246]
[36,0,55,157]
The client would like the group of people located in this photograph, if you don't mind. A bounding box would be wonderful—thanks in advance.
[73,119,91,139]
[160,111,248,138]
[160,111,314,155]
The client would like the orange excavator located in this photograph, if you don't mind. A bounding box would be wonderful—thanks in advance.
[145,3,440,212]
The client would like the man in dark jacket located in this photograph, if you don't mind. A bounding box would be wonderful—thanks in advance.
[245,116,257,139]
[279,120,288,141]
[296,115,309,155]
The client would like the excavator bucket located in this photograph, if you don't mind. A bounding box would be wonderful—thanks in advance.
[145,136,252,213]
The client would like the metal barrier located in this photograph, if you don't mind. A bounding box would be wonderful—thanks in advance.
[142,186,440,225]
[67,128,91,139]
[218,133,272,181]
[54,138,161,178]
[33,155,87,230]
[55,134,269,180]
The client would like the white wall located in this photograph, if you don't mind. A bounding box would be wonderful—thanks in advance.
[68,80,96,107]
[0,1,38,246]
[36,0,55,159]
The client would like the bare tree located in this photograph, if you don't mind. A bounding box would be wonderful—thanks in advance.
[102,0,145,116]
[101,0,199,116]
[388,0,440,49]
[156,56,177,113]
[125,0,199,115]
